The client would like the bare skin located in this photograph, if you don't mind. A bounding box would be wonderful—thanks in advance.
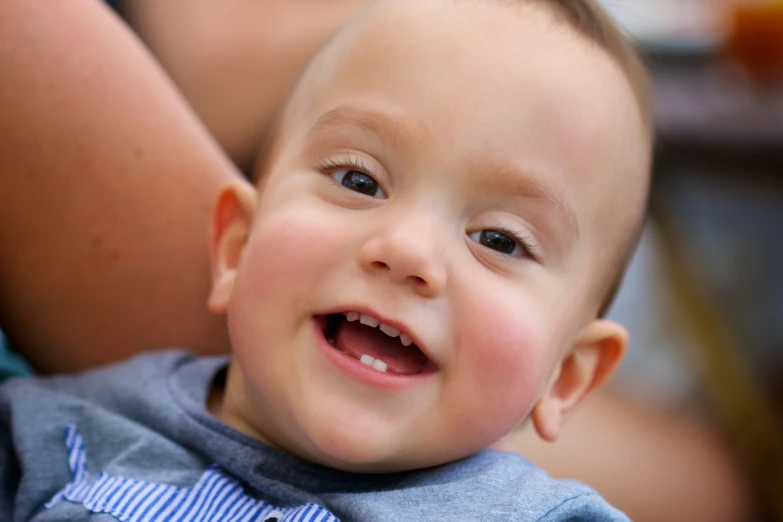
[121,0,369,173]
[0,1,753,519]
[0,0,370,374]
[0,0,240,373]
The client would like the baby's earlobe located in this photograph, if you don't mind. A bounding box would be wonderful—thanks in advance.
[207,183,258,313]
[208,272,237,315]
[531,320,628,441]
[531,396,564,442]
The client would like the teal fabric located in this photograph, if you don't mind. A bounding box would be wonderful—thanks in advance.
[0,330,33,381]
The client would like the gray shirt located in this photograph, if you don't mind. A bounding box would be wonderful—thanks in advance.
[0,351,630,521]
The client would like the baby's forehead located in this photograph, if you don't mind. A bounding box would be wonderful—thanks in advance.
[293,0,634,132]
[293,6,641,156]
[277,0,647,216]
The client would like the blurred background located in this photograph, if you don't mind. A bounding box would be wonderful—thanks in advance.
[598,0,783,519]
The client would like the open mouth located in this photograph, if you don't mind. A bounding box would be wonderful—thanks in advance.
[320,312,431,375]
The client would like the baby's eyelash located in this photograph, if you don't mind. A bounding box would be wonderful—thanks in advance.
[316,157,540,261]
[317,155,371,175]
[489,224,540,261]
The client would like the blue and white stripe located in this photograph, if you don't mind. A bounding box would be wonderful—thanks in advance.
[46,425,339,522]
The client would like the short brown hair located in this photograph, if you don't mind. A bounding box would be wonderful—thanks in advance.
[537,0,653,131]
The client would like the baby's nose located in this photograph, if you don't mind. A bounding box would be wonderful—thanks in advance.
[358,219,447,297]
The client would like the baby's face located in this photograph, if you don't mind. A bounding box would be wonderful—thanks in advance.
[213,0,648,472]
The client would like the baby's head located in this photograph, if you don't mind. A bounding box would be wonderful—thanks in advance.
[207,0,652,473]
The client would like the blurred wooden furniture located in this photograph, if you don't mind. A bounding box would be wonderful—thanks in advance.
[649,49,783,520]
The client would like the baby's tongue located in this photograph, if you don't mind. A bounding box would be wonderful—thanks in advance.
[335,321,428,375]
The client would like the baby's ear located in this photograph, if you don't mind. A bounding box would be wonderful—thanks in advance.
[208,182,257,315]
[531,320,627,442]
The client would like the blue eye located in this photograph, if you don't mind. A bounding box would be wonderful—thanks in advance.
[331,169,387,199]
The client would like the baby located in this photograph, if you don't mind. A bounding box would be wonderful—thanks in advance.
[0,0,651,520]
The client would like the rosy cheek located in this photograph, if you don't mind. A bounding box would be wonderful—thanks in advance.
[238,205,347,299]
[225,205,345,357]
[454,291,552,435]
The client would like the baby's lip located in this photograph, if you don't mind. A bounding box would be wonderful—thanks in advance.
[315,306,438,369]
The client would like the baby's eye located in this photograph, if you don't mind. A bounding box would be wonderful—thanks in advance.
[469,230,523,257]
[331,169,387,199]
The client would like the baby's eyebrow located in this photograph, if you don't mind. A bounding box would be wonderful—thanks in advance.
[471,160,580,241]
[309,106,579,241]
[308,106,420,152]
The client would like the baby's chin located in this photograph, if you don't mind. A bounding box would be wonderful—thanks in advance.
[280,422,500,474]
[295,445,462,474]
[222,404,515,474]
[283,431,429,474]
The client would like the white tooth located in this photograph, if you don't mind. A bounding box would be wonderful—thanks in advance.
[379,324,401,338]
[360,354,375,366]
[372,359,388,373]
[399,333,413,347]
[359,314,379,328]
[345,312,359,322]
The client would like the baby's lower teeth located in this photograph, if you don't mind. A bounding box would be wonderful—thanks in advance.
[359,354,388,373]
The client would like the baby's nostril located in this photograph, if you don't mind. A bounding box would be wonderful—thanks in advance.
[371,261,389,272]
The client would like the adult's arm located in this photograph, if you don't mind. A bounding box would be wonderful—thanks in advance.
[119,0,368,173]
[0,0,243,373]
